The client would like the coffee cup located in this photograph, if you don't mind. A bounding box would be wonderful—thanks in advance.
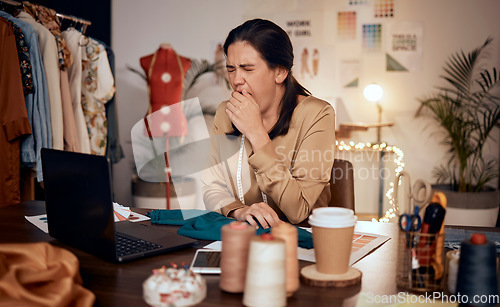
[308,207,357,275]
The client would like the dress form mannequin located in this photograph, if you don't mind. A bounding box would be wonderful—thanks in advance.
[140,44,192,209]
[140,44,191,137]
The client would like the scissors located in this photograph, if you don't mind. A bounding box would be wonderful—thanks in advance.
[394,171,432,232]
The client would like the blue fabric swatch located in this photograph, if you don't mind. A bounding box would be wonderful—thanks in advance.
[147,209,313,249]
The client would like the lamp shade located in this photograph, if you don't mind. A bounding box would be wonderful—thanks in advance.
[363,84,383,102]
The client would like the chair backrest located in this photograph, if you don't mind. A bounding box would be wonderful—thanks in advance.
[295,159,355,226]
[329,159,355,212]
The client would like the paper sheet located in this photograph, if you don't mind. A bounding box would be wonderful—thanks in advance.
[203,231,390,265]
[25,203,151,233]
[25,214,49,233]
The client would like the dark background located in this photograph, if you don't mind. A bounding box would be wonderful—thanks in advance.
[29,0,111,46]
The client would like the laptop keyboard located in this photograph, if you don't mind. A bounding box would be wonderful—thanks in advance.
[115,233,163,257]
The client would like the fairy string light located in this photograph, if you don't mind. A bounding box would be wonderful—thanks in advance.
[335,140,405,223]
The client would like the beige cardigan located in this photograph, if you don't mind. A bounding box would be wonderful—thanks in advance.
[201,96,335,224]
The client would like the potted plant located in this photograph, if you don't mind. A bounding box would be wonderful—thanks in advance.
[416,37,500,226]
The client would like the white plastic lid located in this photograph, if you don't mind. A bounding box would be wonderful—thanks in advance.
[308,207,357,228]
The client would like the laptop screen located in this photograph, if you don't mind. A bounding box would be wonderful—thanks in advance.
[41,148,117,261]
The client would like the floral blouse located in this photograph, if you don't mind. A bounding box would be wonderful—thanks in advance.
[6,19,33,96]
[81,37,116,156]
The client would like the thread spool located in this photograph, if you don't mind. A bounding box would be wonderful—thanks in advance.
[446,250,460,294]
[432,192,447,280]
[271,223,299,296]
[220,221,255,293]
[456,233,498,306]
[243,234,286,307]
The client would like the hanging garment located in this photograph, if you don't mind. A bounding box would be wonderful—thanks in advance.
[17,11,64,150]
[93,38,124,163]
[23,1,73,70]
[62,28,90,154]
[23,2,80,153]
[81,36,116,155]
[60,69,80,152]
[4,18,33,96]
[0,18,32,207]
[0,11,51,182]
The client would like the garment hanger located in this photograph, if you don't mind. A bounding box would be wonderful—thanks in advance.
[55,12,91,46]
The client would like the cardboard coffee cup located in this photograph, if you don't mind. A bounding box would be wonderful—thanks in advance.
[308,207,357,275]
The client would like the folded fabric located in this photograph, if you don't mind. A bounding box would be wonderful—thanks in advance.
[147,209,313,249]
[0,242,95,307]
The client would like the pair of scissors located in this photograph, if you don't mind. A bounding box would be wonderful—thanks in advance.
[394,171,432,232]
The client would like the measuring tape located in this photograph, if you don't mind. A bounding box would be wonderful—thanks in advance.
[237,135,268,205]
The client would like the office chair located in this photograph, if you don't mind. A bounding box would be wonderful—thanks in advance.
[329,159,355,212]
[296,159,355,226]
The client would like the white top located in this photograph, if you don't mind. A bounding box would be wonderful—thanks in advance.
[62,28,91,154]
[18,12,64,150]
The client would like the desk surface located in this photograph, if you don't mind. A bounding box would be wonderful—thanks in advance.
[1,201,400,306]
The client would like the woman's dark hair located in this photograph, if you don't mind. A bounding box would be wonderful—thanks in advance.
[223,18,311,139]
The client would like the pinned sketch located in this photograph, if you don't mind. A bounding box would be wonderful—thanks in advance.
[374,0,394,18]
[270,11,336,97]
[386,53,408,71]
[275,10,323,45]
[296,46,332,80]
[338,11,356,40]
[340,60,361,88]
[362,24,382,52]
[386,21,423,72]
[293,44,335,97]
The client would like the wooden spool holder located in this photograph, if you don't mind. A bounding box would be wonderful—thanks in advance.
[300,265,362,288]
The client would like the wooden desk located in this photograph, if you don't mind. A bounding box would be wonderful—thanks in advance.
[1,201,399,306]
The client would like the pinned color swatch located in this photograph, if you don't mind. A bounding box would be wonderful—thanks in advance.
[375,0,394,18]
[363,24,382,52]
[338,11,356,40]
[348,0,368,5]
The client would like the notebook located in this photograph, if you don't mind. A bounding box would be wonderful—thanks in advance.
[40,148,197,263]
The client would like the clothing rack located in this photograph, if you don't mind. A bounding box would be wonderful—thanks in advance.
[0,0,22,7]
[0,0,23,16]
[56,12,91,34]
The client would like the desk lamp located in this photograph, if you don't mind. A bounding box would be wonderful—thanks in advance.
[363,84,384,144]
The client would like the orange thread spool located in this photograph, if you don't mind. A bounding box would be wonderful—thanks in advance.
[271,223,299,296]
[219,221,255,293]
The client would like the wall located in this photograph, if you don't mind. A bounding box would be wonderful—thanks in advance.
[111,0,246,206]
[112,0,500,215]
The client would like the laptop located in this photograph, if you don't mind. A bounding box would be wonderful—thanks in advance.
[40,148,197,263]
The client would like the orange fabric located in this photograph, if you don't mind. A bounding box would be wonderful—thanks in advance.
[0,242,95,307]
[0,18,32,207]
